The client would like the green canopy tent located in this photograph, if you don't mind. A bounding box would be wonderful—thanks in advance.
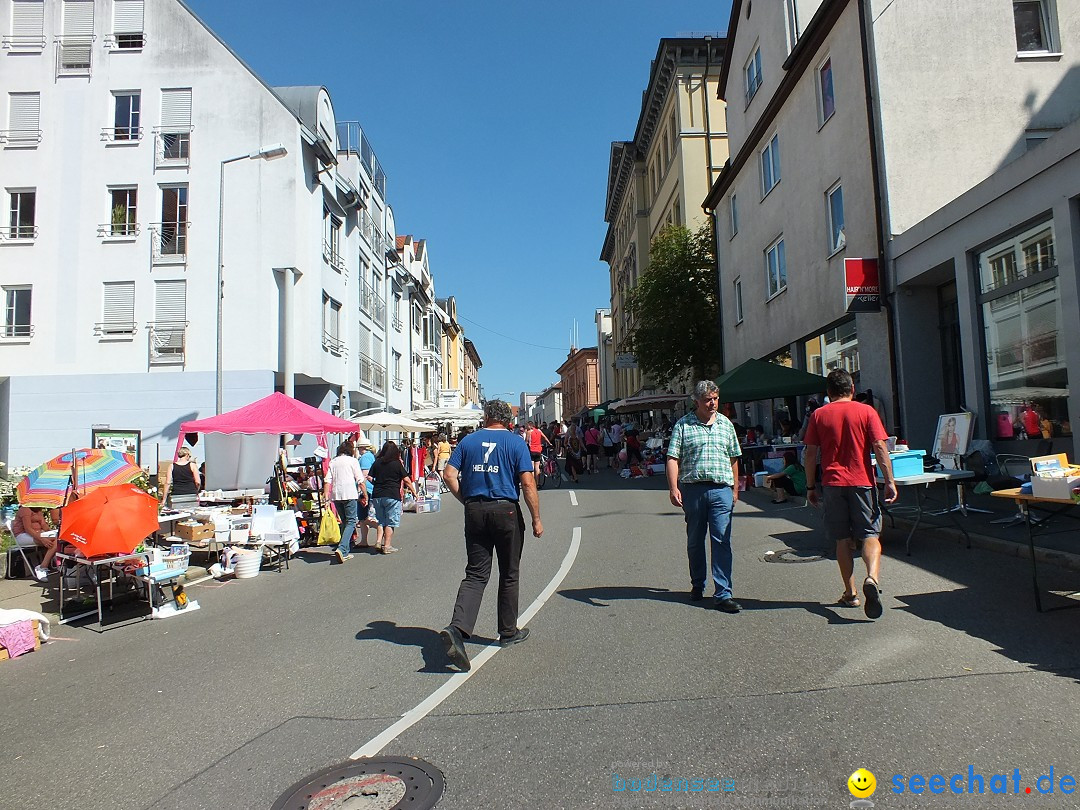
[714,359,827,402]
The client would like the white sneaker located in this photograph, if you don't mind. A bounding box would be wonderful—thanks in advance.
[33,566,49,581]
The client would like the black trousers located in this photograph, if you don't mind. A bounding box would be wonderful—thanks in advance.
[451,499,525,640]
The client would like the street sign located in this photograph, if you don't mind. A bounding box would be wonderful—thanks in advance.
[845,258,881,313]
[615,353,638,369]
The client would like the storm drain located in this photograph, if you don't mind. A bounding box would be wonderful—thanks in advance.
[272,757,444,810]
[763,547,828,564]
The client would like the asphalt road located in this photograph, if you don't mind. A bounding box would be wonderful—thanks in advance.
[3,473,1079,810]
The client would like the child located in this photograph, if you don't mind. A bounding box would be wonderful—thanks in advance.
[766,451,807,504]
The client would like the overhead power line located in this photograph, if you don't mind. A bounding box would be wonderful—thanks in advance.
[459,315,567,352]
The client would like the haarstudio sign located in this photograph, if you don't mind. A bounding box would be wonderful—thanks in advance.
[845,258,881,313]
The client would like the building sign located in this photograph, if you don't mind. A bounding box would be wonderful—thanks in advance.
[615,353,638,369]
[845,258,881,313]
[438,390,462,408]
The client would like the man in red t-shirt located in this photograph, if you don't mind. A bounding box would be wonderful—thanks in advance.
[803,369,897,619]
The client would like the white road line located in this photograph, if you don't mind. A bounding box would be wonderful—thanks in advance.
[350,526,582,760]
[569,490,578,507]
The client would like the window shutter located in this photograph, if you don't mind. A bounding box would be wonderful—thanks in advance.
[154,279,186,323]
[113,0,144,33]
[103,281,135,326]
[9,93,41,132]
[62,0,95,37]
[12,1,45,37]
[160,89,192,129]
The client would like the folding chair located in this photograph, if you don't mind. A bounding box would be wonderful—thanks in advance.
[3,519,43,580]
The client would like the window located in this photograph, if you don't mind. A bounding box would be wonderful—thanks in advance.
[804,321,859,376]
[1013,0,1058,53]
[745,47,763,103]
[413,301,422,334]
[8,189,36,239]
[818,56,835,123]
[785,0,801,52]
[393,292,403,330]
[3,287,32,337]
[59,0,94,74]
[730,194,738,238]
[100,281,135,334]
[6,1,46,52]
[979,221,1068,440]
[158,89,192,164]
[734,277,744,324]
[158,185,188,256]
[111,92,141,141]
[111,0,144,49]
[826,183,845,254]
[1025,127,1059,150]
[668,115,677,158]
[151,279,186,363]
[108,187,137,236]
[766,237,787,298]
[322,293,342,354]
[760,134,780,196]
[4,92,41,146]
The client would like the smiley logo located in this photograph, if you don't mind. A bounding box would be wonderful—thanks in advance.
[848,769,876,798]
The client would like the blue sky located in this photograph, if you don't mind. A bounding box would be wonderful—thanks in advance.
[184,0,732,402]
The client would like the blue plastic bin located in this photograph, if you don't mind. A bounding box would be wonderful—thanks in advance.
[878,449,926,479]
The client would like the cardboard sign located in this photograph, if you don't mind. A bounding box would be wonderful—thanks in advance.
[845,258,881,313]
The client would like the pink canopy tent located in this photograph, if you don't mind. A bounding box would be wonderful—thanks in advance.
[174,392,361,460]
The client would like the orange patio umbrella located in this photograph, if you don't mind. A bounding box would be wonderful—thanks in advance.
[58,484,160,558]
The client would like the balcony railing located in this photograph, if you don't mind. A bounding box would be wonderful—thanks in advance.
[322,331,346,357]
[151,222,189,264]
[0,129,42,147]
[2,34,46,52]
[101,126,143,143]
[359,352,386,394]
[392,314,403,332]
[56,38,93,77]
[98,222,139,239]
[2,225,38,241]
[1,323,34,339]
[154,129,191,167]
[360,281,385,322]
[148,321,186,364]
[94,321,137,336]
[392,376,404,392]
[323,239,346,275]
[104,32,145,50]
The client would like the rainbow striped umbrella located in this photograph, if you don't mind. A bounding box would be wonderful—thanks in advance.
[15,449,144,508]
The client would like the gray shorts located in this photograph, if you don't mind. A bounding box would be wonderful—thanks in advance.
[822,486,882,544]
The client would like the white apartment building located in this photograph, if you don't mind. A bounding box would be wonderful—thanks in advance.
[393,235,443,411]
[0,0,405,468]
[703,0,1080,438]
[594,308,614,404]
[531,382,562,427]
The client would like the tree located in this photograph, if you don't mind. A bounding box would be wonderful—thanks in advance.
[625,222,721,384]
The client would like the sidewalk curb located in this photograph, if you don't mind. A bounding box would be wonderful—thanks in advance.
[889,518,1080,573]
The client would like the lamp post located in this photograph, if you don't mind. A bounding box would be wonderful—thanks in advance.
[216,143,288,414]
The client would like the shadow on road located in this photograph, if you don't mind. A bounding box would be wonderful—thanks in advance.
[558,585,689,608]
[354,620,457,673]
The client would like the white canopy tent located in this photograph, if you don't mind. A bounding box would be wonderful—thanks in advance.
[405,407,484,429]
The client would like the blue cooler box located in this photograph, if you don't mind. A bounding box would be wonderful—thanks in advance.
[878,450,926,479]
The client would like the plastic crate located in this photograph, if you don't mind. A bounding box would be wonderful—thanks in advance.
[879,450,926,479]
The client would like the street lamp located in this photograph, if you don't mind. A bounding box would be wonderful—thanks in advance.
[216,143,289,414]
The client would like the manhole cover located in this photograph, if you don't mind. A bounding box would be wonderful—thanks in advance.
[763,547,827,563]
[272,756,444,810]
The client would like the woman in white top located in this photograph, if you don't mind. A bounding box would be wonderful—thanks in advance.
[324,440,366,564]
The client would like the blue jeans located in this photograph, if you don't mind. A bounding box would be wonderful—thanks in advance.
[680,482,735,600]
[335,499,358,556]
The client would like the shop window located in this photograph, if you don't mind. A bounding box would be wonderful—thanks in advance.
[978,221,1068,440]
[804,320,859,377]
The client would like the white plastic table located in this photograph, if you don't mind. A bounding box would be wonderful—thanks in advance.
[887,470,975,555]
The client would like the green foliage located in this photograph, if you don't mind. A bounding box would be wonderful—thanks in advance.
[625,223,721,383]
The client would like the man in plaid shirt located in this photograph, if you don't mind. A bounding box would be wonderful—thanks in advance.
[666,380,743,613]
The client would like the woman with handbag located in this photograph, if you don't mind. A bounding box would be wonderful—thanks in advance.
[367,440,418,554]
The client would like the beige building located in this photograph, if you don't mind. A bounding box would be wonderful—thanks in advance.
[600,37,729,400]
[557,347,600,420]
[703,0,1080,433]
[463,338,482,408]
[437,296,464,406]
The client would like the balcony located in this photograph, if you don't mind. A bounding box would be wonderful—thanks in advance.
[392,376,404,392]
[148,321,186,365]
[98,222,139,240]
[0,129,42,147]
[359,352,386,394]
[322,331,346,357]
[56,38,93,77]
[323,239,346,275]
[360,280,385,322]
[94,321,137,337]
[154,129,191,168]
[151,222,189,264]
[2,225,38,242]
[101,126,143,143]
[1,323,34,340]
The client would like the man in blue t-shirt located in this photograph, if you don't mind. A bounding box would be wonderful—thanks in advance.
[440,399,543,671]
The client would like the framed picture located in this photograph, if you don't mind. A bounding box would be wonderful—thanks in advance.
[932,413,974,460]
[91,429,141,465]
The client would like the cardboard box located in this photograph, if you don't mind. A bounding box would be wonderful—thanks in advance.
[176,522,215,543]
